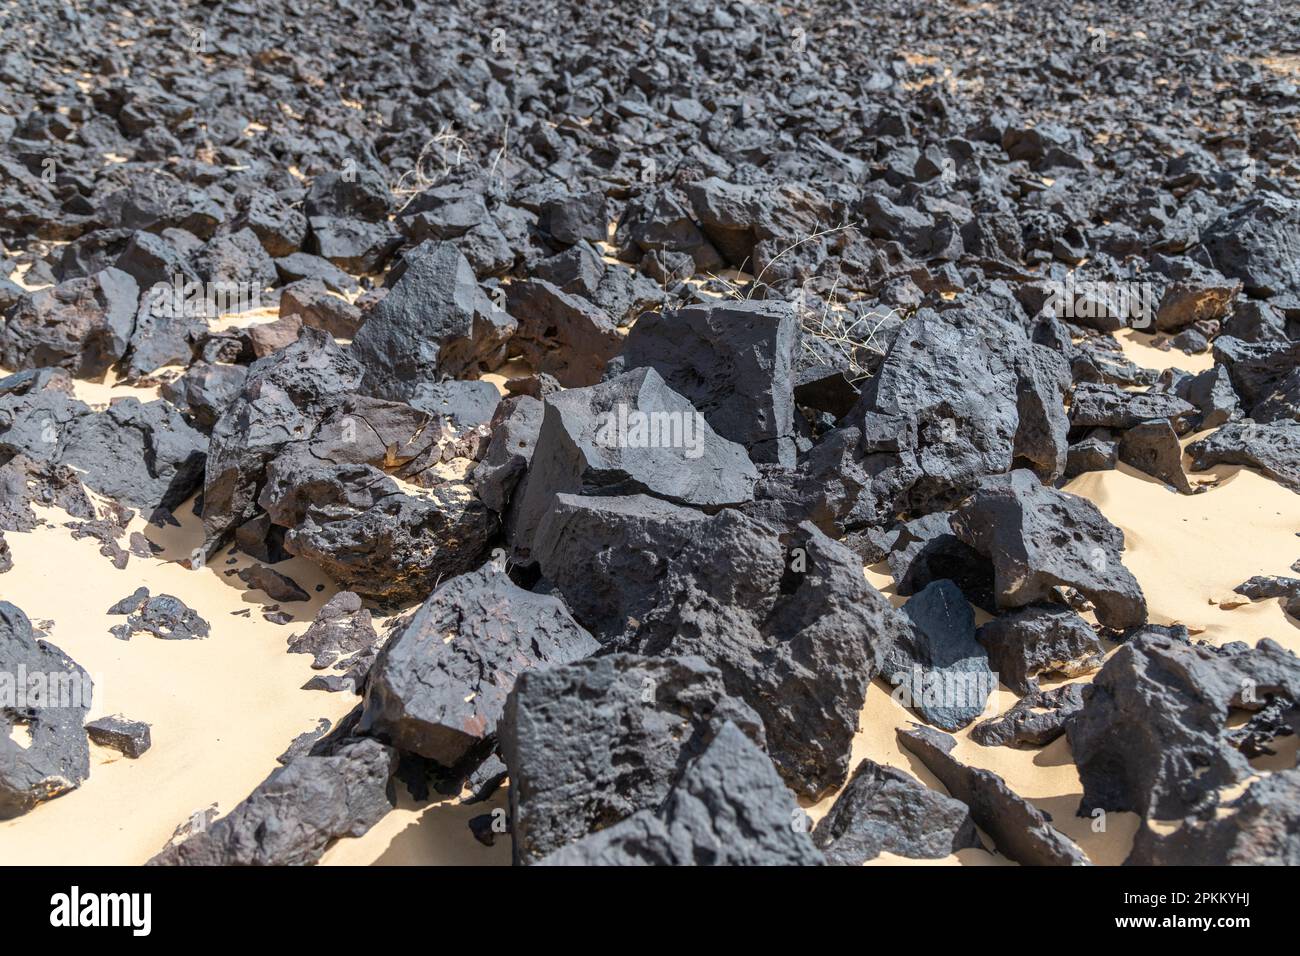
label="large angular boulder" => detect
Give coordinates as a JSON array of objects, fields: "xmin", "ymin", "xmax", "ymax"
[
  {"xmin": 509, "ymin": 367, "xmax": 758, "ymax": 558},
  {"xmin": 359, "ymin": 566, "xmax": 599, "ymax": 767},
  {"xmin": 1201, "ymin": 192, "xmax": 1300, "ymax": 298},
  {"xmin": 846, "ymin": 309, "xmax": 1069, "ymax": 518},
  {"xmin": 951, "ymin": 469, "xmax": 1147, "ymax": 629},
  {"xmin": 202, "ymin": 328, "xmax": 363, "ymax": 551},
  {"xmin": 1125, "ymin": 770, "xmax": 1300, "ymax": 865},
  {"xmin": 0, "ymin": 602, "xmax": 93, "ymax": 819},
  {"xmin": 148, "ymin": 737, "xmax": 395, "ymax": 865},
  {"xmin": 504, "ymin": 278, "xmax": 623, "ymax": 387},
  {"xmin": 1067, "ymin": 632, "xmax": 1300, "ymax": 819},
  {"xmin": 499, "ymin": 653, "xmax": 766, "ymax": 864},
  {"xmin": 976, "ymin": 605, "xmax": 1104, "ymax": 695},
  {"xmin": 812, "ymin": 758, "xmax": 980, "ymax": 864},
  {"xmin": 884, "ymin": 579, "xmax": 995, "ymax": 731},
  {"xmin": 1187, "ymin": 421, "xmax": 1300, "ymax": 493},
  {"xmin": 533, "ymin": 493, "xmax": 908, "ymax": 798},
  {"xmin": 539, "ymin": 721, "xmax": 823, "ymax": 866},
  {"xmin": 350, "ymin": 242, "xmax": 515, "ymax": 402},
  {"xmin": 0, "ymin": 267, "xmax": 138, "ymax": 377},
  {"xmin": 615, "ymin": 299, "xmax": 799, "ymax": 465}
]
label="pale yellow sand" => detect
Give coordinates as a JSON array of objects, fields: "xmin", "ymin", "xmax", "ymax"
[{"xmin": 0, "ymin": 325, "xmax": 1296, "ymax": 866}]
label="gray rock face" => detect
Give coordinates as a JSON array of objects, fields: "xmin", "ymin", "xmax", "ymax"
[
  {"xmin": 85, "ymin": 715, "xmax": 151, "ymax": 758},
  {"xmin": 148, "ymin": 737, "xmax": 395, "ymax": 865},
  {"xmin": 202, "ymin": 327, "xmax": 363, "ymax": 552},
  {"xmin": 1187, "ymin": 421, "xmax": 1300, "ymax": 493},
  {"xmin": 971, "ymin": 683, "xmax": 1086, "ymax": 747},
  {"xmin": 0, "ymin": 267, "xmax": 138, "ymax": 377},
  {"xmin": 540, "ymin": 721, "xmax": 824, "ymax": 866},
  {"xmin": 1201, "ymin": 192, "xmax": 1300, "ymax": 298},
  {"xmin": 1068, "ymin": 382, "xmax": 1196, "ymax": 430},
  {"xmin": 260, "ymin": 451, "xmax": 495, "ymax": 605},
  {"xmin": 504, "ymin": 278, "xmax": 623, "ymax": 387},
  {"xmin": 287, "ymin": 592, "xmax": 377, "ymax": 671},
  {"xmin": 1213, "ymin": 335, "xmax": 1300, "ymax": 410},
  {"xmin": 1, "ymin": 373, "xmax": 206, "ymax": 515},
  {"xmin": 192, "ymin": 227, "xmax": 277, "ymax": 291},
  {"xmin": 1125, "ymin": 769, "xmax": 1300, "ymax": 865},
  {"xmin": 533, "ymin": 493, "xmax": 907, "ymax": 799},
  {"xmin": 58, "ymin": 398, "xmax": 207, "ymax": 513},
  {"xmin": 885, "ymin": 579, "xmax": 995, "ymax": 731},
  {"xmin": 278, "ymin": 279, "xmax": 363, "ymax": 339},
  {"xmin": 350, "ymin": 242, "xmax": 515, "ymax": 401},
  {"xmin": 951, "ymin": 469, "xmax": 1148, "ymax": 629},
  {"xmin": 976, "ymin": 605, "xmax": 1104, "ymax": 695},
  {"xmin": 897, "ymin": 724, "xmax": 1089, "ymax": 866},
  {"xmin": 1065, "ymin": 429, "xmax": 1118, "ymax": 477},
  {"xmin": 1154, "ymin": 277, "xmax": 1241, "ymax": 332},
  {"xmin": 471, "ymin": 395, "xmax": 542, "ymax": 515},
  {"xmin": 617, "ymin": 299, "xmax": 799, "ymax": 465},
  {"xmin": 1068, "ymin": 633, "xmax": 1300, "ymax": 819},
  {"xmin": 1166, "ymin": 365, "xmax": 1241, "ymax": 430},
  {"xmin": 499, "ymin": 653, "xmax": 766, "ymax": 864},
  {"xmin": 123, "ymin": 282, "xmax": 205, "ymax": 378},
  {"xmin": 160, "ymin": 362, "xmax": 248, "ymax": 432},
  {"xmin": 509, "ymin": 367, "xmax": 758, "ymax": 558},
  {"xmin": 0, "ymin": 603, "xmax": 93, "ymax": 819},
  {"xmin": 846, "ymin": 308, "xmax": 1070, "ymax": 518},
  {"xmin": 109, "ymin": 592, "xmax": 210, "ymax": 641},
  {"xmin": 359, "ymin": 566, "xmax": 599, "ymax": 767},
  {"xmin": 1119, "ymin": 419, "xmax": 1196, "ymax": 494},
  {"xmin": 887, "ymin": 510, "xmax": 995, "ymax": 607},
  {"xmin": 812, "ymin": 758, "xmax": 980, "ymax": 864}
]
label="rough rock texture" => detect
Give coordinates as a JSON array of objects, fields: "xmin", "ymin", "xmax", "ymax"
[
  {"xmin": 976, "ymin": 605, "xmax": 1104, "ymax": 695},
  {"xmin": 147, "ymin": 736, "xmax": 395, "ymax": 865},
  {"xmin": 1233, "ymin": 575, "xmax": 1300, "ymax": 618},
  {"xmin": 57, "ymin": 399, "xmax": 207, "ymax": 513},
  {"xmin": 509, "ymin": 367, "xmax": 758, "ymax": 558},
  {"xmin": 812, "ymin": 758, "xmax": 980, "ymax": 864},
  {"xmin": 350, "ymin": 241, "xmax": 515, "ymax": 401},
  {"xmin": 884, "ymin": 579, "xmax": 995, "ymax": 731},
  {"xmin": 0, "ymin": 267, "xmax": 138, "ymax": 377},
  {"xmin": 504, "ymin": 278, "xmax": 623, "ymax": 387},
  {"xmin": 533, "ymin": 493, "xmax": 907, "ymax": 798},
  {"xmin": 845, "ymin": 309, "xmax": 1070, "ymax": 518},
  {"xmin": 951, "ymin": 469, "xmax": 1147, "ymax": 629},
  {"xmin": 109, "ymin": 592, "xmax": 210, "ymax": 641},
  {"xmin": 1117, "ymin": 418, "xmax": 1196, "ymax": 494},
  {"xmin": 616, "ymin": 299, "xmax": 799, "ymax": 465},
  {"xmin": 237, "ymin": 564, "xmax": 309, "ymax": 602},
  {"xmin": 1068, "ymin": 382, "xmax": 1196, "ymax": 431},
  {"xmin": 471, "ymin": 395, "xmax": 542, "ymax": 515},
  {"xmin": 359, "ymin": 566, "xmax": 599, "ymax": 767},
  {"xmin": 970, "ymin": 684, "xmax": 1087, "ymax": 747},
  {"xmin": 539, "ymin": 721, "xmax": 823, "ymax": 866},
  {"xmin": 286, "ymin": 591, "xmax": 379, "ymax": 676},
  {"xmin": 202, "ymin": 327, "xmax": 363, "ymax": 552},
  {"xmin": 0, "ymin": 602, "xmax": 93, "ymax": 819},
  {"xmin": 85, "ymin": 715, "xmax": 152, "ymax": 758},
  {"xmin": 499, "ymin": 653, "xmax": 766, "ymax": 864},
  {"xmin": 897, "ymin": 724, "xmax": 1089, "ymax": 866},
  {"xmin": 1201, "ymin": 192, "xmax": 1300, "ymax": 298},
  {"xmin": 160, "ymin": 362, "xmax": 249, "ymax": 432},
  {"xmin": 1068, "ymin": 632, "xmax": 1300, "ymax": 818},
  {"xmin": 1187, "ymin": 421, "xmax": 1300, "ymax": 493},
  {"xmin": 1125, "ymin": 769, "xmax": 1300, "ymax": 865}
]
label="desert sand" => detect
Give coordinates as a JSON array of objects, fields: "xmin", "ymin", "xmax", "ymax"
[{"xmin": 0, "ymin": 326, "xmax": 1296, "ymax": 866}]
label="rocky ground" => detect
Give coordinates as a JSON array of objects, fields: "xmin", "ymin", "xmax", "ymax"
[{"xmin": 0, "ymin": 0, "xmax": 1299, "ymax": 866}]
